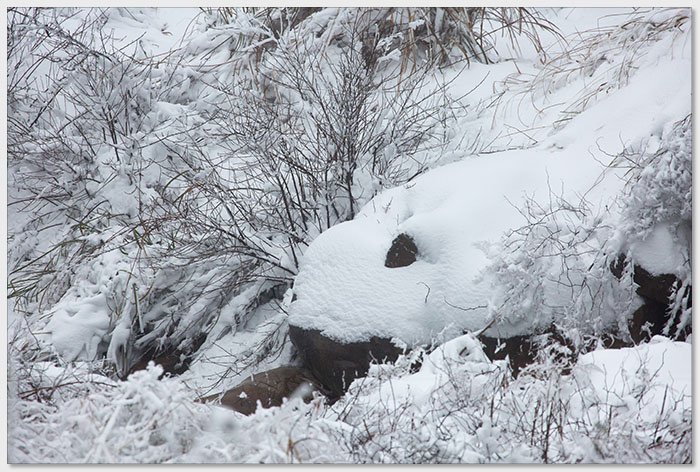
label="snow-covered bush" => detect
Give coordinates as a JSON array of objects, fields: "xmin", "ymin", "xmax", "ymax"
[
  {"xmin": 8, "ymin": 8, "xmax": 212, "ymax": 375},
  {"xmin": 612, "ymin": 114, "xmax": 692, "ymax": 337},
  {"xmin": 10, "ymin": 333, "xmax": 689, "ymax": 463},
  {"xmin": 202, "ymin": 27, "xmax": 458, "ymax": 257},
  {"xmin": 484, "ymin": 112, "xmax": 691, "ymax": 344},
  {"xmin": 8, "ymin": 363, "xmax": 211, "ymax": 463},
  {"xmin": 202, "ymin": 7, "xmax": 559, "ymax": 66},
  {"xmin": 6, "ymin": 6, "xmax": 465, "ymax": 382},
  {"xmin": 483, "ymin": 186, "xmax": 639, "ymax": 341}
]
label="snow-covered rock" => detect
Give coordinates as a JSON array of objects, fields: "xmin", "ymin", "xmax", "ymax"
[{"xmin": 287, "ymin": 137, "xmax": 629, "ymax": 345}]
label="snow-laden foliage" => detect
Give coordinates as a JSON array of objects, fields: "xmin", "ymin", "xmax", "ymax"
[
  {"xmin": 7, "ymin": 7, "xmax": 467, "ymax": 373},
  {"xmin": 8, "ymin": 364, "xmax": 210, "ymax": 463},
  {"xmin": 8, "ymin": 336, "xmax": 691, "ymax": 463},
  {"xmin": 7, "ymin": 7, "xmax": 221, "ymax": 372},
  {"xmin": 202, "ymin": 7, "xmax": 559, "ymax": 67},
  {"xmin": 616, "ymin": 114, "xmax": 692, "ymax": 250},
  {"xmin": 614, "ymin": 115, "xmax": 692, "ymax": 336},
  {"xmin": 483, "ymin": 190, "xmax": 639, "ymax": 340},
  {"xmin": 484, "ymin": 111, "xmax": 691, "ymax": 343}
]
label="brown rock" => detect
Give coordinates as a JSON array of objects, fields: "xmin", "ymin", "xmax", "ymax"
[
  {"xmin": 199, "ymin": 366, "xmax": 324, "ymax": 415},
  {"xmin": 478, "ymin": 334, "xmax": 537, "ymax": 376},
  {"xmin": 610, "ymin": 254, "xmax": 691, "ymax": 341},
  {"xmin": 611, "ymin": 254, "xmax": 684, "ymax": 304},
  {"xmin": 385, "ymin": 233, "xmax": 418, "ymax": 268},
  {"xmin": 288, "ymin": 325, "xmax": 404, "ymax": 398}
]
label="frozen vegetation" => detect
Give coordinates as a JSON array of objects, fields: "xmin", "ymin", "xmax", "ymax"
[{"xmin": 7, "ymin": 7, "xmax": 692, "ymax": 463}]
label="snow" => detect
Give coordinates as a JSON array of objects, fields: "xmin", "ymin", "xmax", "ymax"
[
  {"xmin": 45, "ymin": 294, "xmax": 112, "ymax": 361},
  {"xmin": 574, "ymin": 336, "xmax": 691, "ymax": 420},
  {"xmin": 290, "ymin": 143, "xmax": 620, "ymax": 342},
  {"xmin": 105, "ymin": 8, "xmax": 200, "ymax": 56},
  {"xmin": 359, "ymin": 334, "xmax": 498, "ymax": 408},
  {"xmin": 628, "ymin": 222, "xmax": 690, "ymax": 276}
]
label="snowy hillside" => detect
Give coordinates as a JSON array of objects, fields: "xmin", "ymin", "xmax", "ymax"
[{"xmin": 7, "ymin": 7, "xmax": 692, "ymax": 464}]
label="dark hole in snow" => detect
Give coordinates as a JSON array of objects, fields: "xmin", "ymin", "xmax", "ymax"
[{"xmin": 385, "ymin": 233, "xmax": 418, "ymax": 268}]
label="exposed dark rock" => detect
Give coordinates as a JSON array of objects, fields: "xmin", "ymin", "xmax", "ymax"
[
  {"xmin": 385, "ymin": 233, "xmax": 419, "ymax": 268},
  {"xmin": 632, "ymin": 266, "xmax": 681, "ymax": 305},
  {"xmin": 610, "ymin": 254, "xmax": 691, "ymax": 341},
  {"xmin": 126, "ymin": 332, "xmax": 207, "ymax": 380},
  {"xmin": 611, "ymin": 255, "xmax": 681, "ymax": 305},
  {"xmin": 628, "ymin": 299, "xmax": 671, "ymax": 344},
  {"xmin": 478, "ymin": 328, "xmax": 630, "ymax": 376},
  {"xmin": 477, "ymin": 334, "xmax": 537, "ymax": 376},
  {"xmin": 199, "ymin": 366, "xmax": 324, "ymax": 415},
  {"xmin": 288, "ymin": 325, "xmax": 404, "ymax": 398}
]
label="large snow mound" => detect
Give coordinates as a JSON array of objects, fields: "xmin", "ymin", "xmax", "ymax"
[{"xmin": 290, "ymin": 147, "xmax": 624, "ymax": 344}]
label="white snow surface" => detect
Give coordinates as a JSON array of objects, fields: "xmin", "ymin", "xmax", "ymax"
[
  {"xmin": 628, "ymin": 222, "xmax": 690, "ymax": 276},
  {"xmin": 573, "ymin": 336, "xmax": 691, "ymax": 420},
  {"xmin": 290, "ymin": 145, "xmax": 622, "ymax": 343}
]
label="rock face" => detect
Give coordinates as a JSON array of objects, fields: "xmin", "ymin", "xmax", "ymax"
[
  {"xmin": 199, "ymin": 365, "xmax": 323, "ymax": 415},
  {"xmin": 477, "ymin": 334, "xmax": 537, "ymax": 376},
  {"xmin": 478, "ymin": 329, "xmax": 627, "ymax": 376},
  {"xmin": 288, "ymin": 325, "xmax": 404, "ymax": 398},
  {"xmin": 125, "ymin": 332, "xmax": 207, "ymax": 380},
  {"xmin": 611, "ymin": 255, "xmax": 691, "ymax": 342},
  {"xmin": 384, "ymin": 233, "xmax": 418, "ymax": 268}
]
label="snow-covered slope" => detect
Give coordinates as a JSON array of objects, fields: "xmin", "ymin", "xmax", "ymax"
[{"xmin": 289, "ymin": 7, "xmax": 691, "ymax": 343}]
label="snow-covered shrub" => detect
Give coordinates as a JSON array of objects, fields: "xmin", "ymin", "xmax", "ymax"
[
  {"xmin": 204, "ymin": 31, "xmax": 456, "ymax": 247},
  {"xmin": 233, "ymin": 334, "xmax": 689, "ymax": 464},
  {"xmin": 8, "ymin": 332, "xmax": 691, "ymax": 463},
  {"xmin": 611, "ymin": 114, "xmax": 692, "ymax": 337},
  {"xmin": 8, "ymin": 363, "xmax": 212, "ymax": 463},
  {"xmin": 484, "ymin": 189, "xmax": 639, "ymax": 340},
  {"xmin": 484, "ymin": 113, "xmax": 691, "ymax": 344},
  {"xmin": 202, "ymin": 7, "xmax": 559, "ymax": 67},
  {"xmin": 7, "ymin": 6, "xmax": 466, "ymax": 379},
  {"xmin": 7, "ymin": 8, "xmax": 251, "ymax": 375}
]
